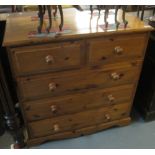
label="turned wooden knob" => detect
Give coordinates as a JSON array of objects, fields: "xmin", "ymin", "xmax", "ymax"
[
  {"xmin": 107, "ymin": 94, "xmax": 115, "ymax": 102},
  {"xmin": 114, "ymin": 46, "xmax": 123, "ymax": 55},
  {"xmin": 105, "ymin": 114, "xmax": 111, "ymax": 120},
  {"xmin": 45, "ymin": 55, "xmax": 54, "ymax": 64},
  {"xmin": 53, "ymin": 124, "xmax": 60, "ymax": 132},
  {"xmin": 110, "ymin": 72, "xmax": 120, "ymax": 80},
  {"xmin": 50, "ymin": 105, "xmax": 57, "ymax": 113},
  {"xmin": 48, "ymin": 82, "xmax": 57, "ymax": 91}
]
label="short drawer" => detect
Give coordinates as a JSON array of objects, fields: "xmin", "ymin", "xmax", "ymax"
[
  {"xmin": 24, "ymin": 85, "xmax": 134, "ymax": 121},
  {"xmin": 28, "ymin": 103, "xmax": 130, "ymax": 138},
  {"xmin": 17, "ymin": 61, "xmax": 140, "ymax": 101},
  {"xmin": 87, "ymin": 33, "xmax": 147, "ymax": 65},
  {"xmin": 9, "ymin": 41, "xmax": 84, "ymax": 75}
]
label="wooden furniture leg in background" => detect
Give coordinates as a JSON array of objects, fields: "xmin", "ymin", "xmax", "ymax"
[
  {"xmin": 0, "ymin": 83, "xmax": 6, "ymax": 136},
  {"xmin": 58, "ymin": 5, "xmax": 63, "ymax": 31},
  {"xmin": 11, "ymin": 5, "xmax": 16, "ymax": 12}
]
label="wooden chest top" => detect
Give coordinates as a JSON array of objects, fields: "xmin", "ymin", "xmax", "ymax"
[{"xmin": 1, "ymin": 8, "xmax": 153, "ymax": 47}]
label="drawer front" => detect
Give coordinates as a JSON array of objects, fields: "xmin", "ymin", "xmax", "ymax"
[
  {"xmin": 28, "ymin": 103, "xmax": 130, "ymax": 138},
  {"xmin": 10, "ymin": 41, "xmax": 84, "ymax": 75},
  {"xmin": 18, "ymin": 62, "xmax": 140, "ymax": 101},
  {"xmin": 24, "ymin": 85, "xmax": 134, "ymax": 121},
  {"xmin": 88, "ymin": 33, "xmax": 147, "ymax": 65}
]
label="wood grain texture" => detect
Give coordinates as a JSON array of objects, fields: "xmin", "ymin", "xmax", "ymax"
[
  {"xmin": 9, "ymin": 41, "xmax": 85, "ymax": 76},
  {"xmin": 88, "ymin": 33, "xmax": 147, "ymax": 66},
  {"xmin": 17, "ymin": 61, "xmax": 141, "ymax": 101},
  {"xmin": 26, "ymin": 117, "xmax": 131, "ymax": 147},
  {"xmin": 7, "ymin": 33, "xmax": 147, "ymax": 77},
  {"xmin": 28, "ymin": 103, "xmax": 130, "ymax": 138},
  {"xmin": 23, "ymin": 84, "xmax": 134, "ymax": 121},
  {"xmin": 2, "ymin": 8, "xmax": 153, "ymax": 47}
]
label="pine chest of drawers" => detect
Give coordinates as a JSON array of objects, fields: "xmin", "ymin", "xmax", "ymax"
[{"xmin": 2, "ymin": 9, "xmax": 152, "ymax": 146}]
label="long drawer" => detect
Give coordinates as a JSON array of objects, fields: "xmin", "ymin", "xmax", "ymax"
[
  {"xmin": 87, "ymin": 33, "xmax": 147, "ymax": 66},
  {"xmin": 28, "ymin": 103, "xmax": 130, "ymax": 138},
  {"xmin": 23, "ymin": 85, "xmax": 134, "ymax": 121},
  {"xmin": 9, "ymin": 41, "xmax": 84, "ymax": 76},
  {"xmin": 17, "ymin": 61, "xmax": 141, "ymax": 101}
]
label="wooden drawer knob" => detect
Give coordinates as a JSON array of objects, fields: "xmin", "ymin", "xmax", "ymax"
[
  {"xmin": 105, "ymin": 114, "xmax": 111, "ymax": 120},
  {"xmin": 110, "ymin": 72, "xmax": 120, "ymax": 80},
  {"xmin": 45, "ymin": 55, "xmax": 54, "ymax": 64},
  {"xmin": 50, "ymin": 105, "xmax": 57, "ymax": 113},
  {"xmin": 48, "ymin": 82, "xmax": 57, "ymax": 91},
  {"xmin": 53, "ymin": 124, "xmax": 60, "ymax": 132},
  {"xmin": 114, "ymin": 46, "xmax": 123, "ymax": 55},
  {"xmin": 107, "ymin": 94, "xmax": 115, "ymax": 102}
]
